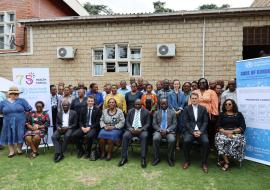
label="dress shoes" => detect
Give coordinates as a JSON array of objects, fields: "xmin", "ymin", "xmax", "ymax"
[
  {"xmin": 152, "ymin": 158, "xmax": 160, "ymax": 166},
  {"xmin": 182, "ymin": 162, "xmax": 190, "ymax": 170},
  {"xmin": 167, "ymin": 159, "xmax": 175, "ymax": 167},
  {"xmin": 202, "ymin": 164, "xmax": 208, "ymax": 173},
  {"xmin": 141, "ymin": 159, "xmax": 147, "ymax": 168},
  {"xmin": 54, "ymin": 153, "xmax": 64, "ymax": 163},
  {"xmin": 118, "ymin": 158, "xmax": 128, "ymax": 167}
]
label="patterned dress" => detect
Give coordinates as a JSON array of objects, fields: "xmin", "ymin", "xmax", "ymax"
[
  {"xmin": 215, "ymin": 112, "xmax": 246, "ymax": 161},
  {"xmin": 24, "ymin": 111, "xmax": 50, "ymax": 138},
  {"xmin": 0, "ymin": 98, "xmax": 32, "ymax": 145},
  {"xmin": 98, "ymin": 108, "xmax": 125, "ymax": 141}
]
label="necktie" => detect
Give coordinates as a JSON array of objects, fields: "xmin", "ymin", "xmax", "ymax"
[
  {"xmin": 133, "ymin": 111, "xmax": 140, "ymax": 129},
  {"xmin": 87, "ymin": 108, "xmax": 92, "ymax": 126},
  {"xmin": 161, "ymin": 110, "xmax": 167, "ymax": 130}
]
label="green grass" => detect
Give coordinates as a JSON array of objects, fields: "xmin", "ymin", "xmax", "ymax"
[{"xmin": 0, "ymin": 146, "xmax": 269, "ymax": 190}]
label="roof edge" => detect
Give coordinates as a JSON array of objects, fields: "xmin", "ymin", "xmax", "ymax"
[{"xmin": 19, "ymin": 7, "xmax": 270, "ymax": 25}]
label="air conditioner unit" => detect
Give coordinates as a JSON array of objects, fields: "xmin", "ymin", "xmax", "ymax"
[
  {"xmin": 57, "ymin": 47, "xmax": 76, "ymax": 59},
  {"xmin": 157, "ymin": 44, "xmax": 176, "ymax": 57}
]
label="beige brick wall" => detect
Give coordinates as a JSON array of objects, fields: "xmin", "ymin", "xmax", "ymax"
[{"xmin": 1, "ymin": 15, "xmax": 270, "ymax": 87}]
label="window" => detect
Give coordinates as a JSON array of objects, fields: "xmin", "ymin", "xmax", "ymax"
[
  {"xmin": 0, "ymin": 14, "xmax": 4, "ymax": 22},
  {"xmin": 106, "ymin": 46, "xmax": 115, "ymax": 59},
  {"xmin": 93, "ymin": 63, "xmax": 103, "ymax": 76},
  {"xmin": 0, "ymin": 37, "xmax": 4, "ymax": 49},
  {"xmin": 118, "ymin": 45, "xmax": 128, "ymax": 59},
  {"xmin": 0, "ymin": 25, "xmax": 4, "ymax": 33},
  {"xmin": 106, "ymin": 62, "xmax": 115, "ymax": 72},
  {"xmin": 0, "ymin": 11, "xmax": 15, "ymax": 50},
  {"xmin": 118, "ymin": 62, "xmax": 128, "ymax": 72},
  {"xmin": 9, "ymin": 13, "xmax": 15, "ymax": 22},
  {"xmin": 92, "ymin": 44, "xmax": 141, "ymax": 76},
  {"xmin": 131, "ymin": 62, "xmax": 141, "ymax": 76}
]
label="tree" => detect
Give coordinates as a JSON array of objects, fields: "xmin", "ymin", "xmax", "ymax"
[
  {"xmin": 153, "ymin": 1, "xmax": 173, "ymax": 13},
  {"xmin": 199, "ymin": 4, "xmax": 230, "ymax": 10},
  {"xmin": 83, "ymin": 2, "xmax": 113, "ymax": 15}
]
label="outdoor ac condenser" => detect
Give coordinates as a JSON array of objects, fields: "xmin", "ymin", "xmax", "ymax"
[
  {"xmin": 57, "ymin": 47, "xmax": 76, "ymax": 59},
  {"xmin": 157, "ymin": 44, "xmax": 176, "ymax": 57}
]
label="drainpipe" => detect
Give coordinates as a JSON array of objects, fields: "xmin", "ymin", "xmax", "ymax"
[{"xmin": 202, "ymin": 18, "xmax": 206, "ymax": 78}]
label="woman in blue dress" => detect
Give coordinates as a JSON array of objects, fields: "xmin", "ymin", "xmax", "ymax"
[{"xmin": 0, "ymin": 86, "xmax": 32, "ymax": 157}]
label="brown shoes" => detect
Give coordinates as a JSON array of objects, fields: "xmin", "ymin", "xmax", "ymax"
[
  {"xmin": 182, "ymin": 162, "xmax": 190, "ymax": 170},
  {"xmin": 202, "ymin": 164, "xmax": 208, "ymax": 173}
]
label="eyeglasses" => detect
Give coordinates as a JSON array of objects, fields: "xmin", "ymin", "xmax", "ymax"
[{"xmin": 225, "ymin": 103, "xmax": 232, "ymax": 106}]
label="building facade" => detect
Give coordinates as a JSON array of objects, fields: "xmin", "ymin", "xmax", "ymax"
[
  {"xmin": 0, "ymin": 0, "xmax": 88, "ymax": 53},
  {"xmin": 1, "ymin": 7, "xmax": 270, "ymax": 86}
]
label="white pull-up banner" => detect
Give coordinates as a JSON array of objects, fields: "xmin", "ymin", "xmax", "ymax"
[{"xmin": 236, "ymin": 57, "xmax": 270, "ymax": 165}]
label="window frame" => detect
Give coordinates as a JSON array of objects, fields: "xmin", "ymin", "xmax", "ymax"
[
  {"xmin": 92, "ymin": 45, "xmax": 142, "ymax": 77},
  {"xmin": 0, "ymin": 11, "xmax": 16, "ymax": 50}
]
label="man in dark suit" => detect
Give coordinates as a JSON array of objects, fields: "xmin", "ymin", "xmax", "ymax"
[
  {"xmin": 72, "ymin": 96, "xmax": 102, "ymax": 159},
  {"xmin": 118, "ymin": 99, "xmax": 150, "ymax": 168},
  {"xmin": 152, "ymin": 98, "xmax": 177, "ymax": 167},
  {"xmin": 182, "ymin": 92, "xmax": 209, "ymax": 173},
  {"xmin": 51, "ymin": 100, "xmax": 78, "ymax": 162}
]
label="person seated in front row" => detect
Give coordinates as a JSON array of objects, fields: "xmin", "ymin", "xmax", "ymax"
[
  {"xmin": 25, "ymin": 101, "xmax": 50, "ymax": 159},
  {"xmin": 118, "ymin": 99, "xmax": 150, "ymax": 168},
  {"xmin": 152, "ymin": 98, "xmax": 177, "ymax": 167},
  {"xmin": 72, "ymin": 96, "xmax": 102, "ymax": 159},
  {"xmin": 215, "ymin": 99, "xmax": 246, "ymax": 171},
  {"xmin": 98, "ymin": 98, "xmax": 125, "ymax": 161},
  {"xmin": 51, "ymin": 100, "xmax": 78, "ymax": 163},
  {"xmin": 182, "ymin": 93, "xmax": 209, "ymax": 173}
]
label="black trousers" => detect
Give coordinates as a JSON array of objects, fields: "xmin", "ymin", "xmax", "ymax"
[
  {"xmin": 72, "ymin": 128, "xmax": 98, "ymax": 153},
  {"xmin": 51, "ymin": 107, "xmax": 57, "ymax": 132},
  {"xmin": 51, "ymin": 129, "xmax": 75, "ymax": 154},
  {"xmin": 121, "ymin": 130, "xmax": 148, "ymax": 159},
  {"xmin": 183, "ymin": 133, "xmax": 209, "ymax": 164},
  {"xmin": 208, "ymin": 115, "xmax": 218, "ymax": 148}
]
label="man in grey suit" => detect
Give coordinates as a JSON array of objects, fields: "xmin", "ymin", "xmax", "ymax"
[
  {"xmin": 152, "ymin": 98, "xmax": 177, "ymax": 167},
  {"xmin": 182, "ymin": 92, "xmax": 209, "ymax": 173},
  {"xmin": 118, "ymin": 99, "xmax": 150, "ymax": 168},
  {"xmin": 51, "ymin": 100, "xmax": 78, "ymax": 163}
]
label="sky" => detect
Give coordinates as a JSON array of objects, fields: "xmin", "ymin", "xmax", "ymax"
[{"xmin": 78, "ymin": 0, "xmax": 254, "ymax": 13}]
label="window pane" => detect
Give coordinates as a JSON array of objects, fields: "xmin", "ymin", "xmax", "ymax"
[
  {"xmin": 94, "ymin": 50, "xmax": 103, "ymax": 60},
  {"xmin": 118, "ymin": 62, "xmax": 128, "ymax": 72},
  {"xmin": 118, "ymin": 45, "xmax": 128, "ymax": 59},
  {"xmin": 0, "ymin": 37, "xmax": 4, "ymax": 49},
  {"xmin": 106, "ymin": 46, "xmax": 115, "ymax": 59},
  {"xmin": 9, "ymin": 13, "xmax": 15, "ymax": 22},
  {"xmin": 94, "ymin": 63, "xmax": 103, "ymax": 76},
  {"xmin": 132, "ymin": 63, "xmax": 140, "ymax": 76},
  {"xmin": 130, "ymin": 49, "xmax": 141, "ymax": 59},
  {"xmin": 0, "ymin": 15, "xmax": 4, "ymax": 22},
  {"xmin": 0, "ymin": 25, "xmax": 4, "ymax": 34},
  {"xmin": 106, "ymin": 62, "xmax": 115, "ymax": 72}
]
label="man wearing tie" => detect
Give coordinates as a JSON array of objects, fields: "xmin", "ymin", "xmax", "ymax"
[
  {"xmin": 118, "ymin": 99, "xmax": 150, "ymax": 168},
  {"xmin": 72, "ymin": 96, "xmax": 102, "ymax": 159},
  {"xmin": 51, "ymin": 100, "xmax": 78, "ymax": 163},
  {"xmin": 152, "ymin": 98, "xmax": 177, "ymax": 167},
  {"xmin": 182, "ymin": 93, "xmax": 209, "ymax": 173}
]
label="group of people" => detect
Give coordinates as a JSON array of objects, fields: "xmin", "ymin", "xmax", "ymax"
[{"xmin": 0, "ymin": 77, "xmax": 246, "ymax": 173}]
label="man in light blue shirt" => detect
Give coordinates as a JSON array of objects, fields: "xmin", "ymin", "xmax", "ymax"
[{"xmin": 117, "ymin": 80, "xmax": 131, "ymax": 96}]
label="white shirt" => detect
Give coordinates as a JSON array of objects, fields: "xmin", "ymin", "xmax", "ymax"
[
  {"xmin": 192, "ymin": 104, "xmax": 199, "ymax": 131},
  {"xmin": 62, "ymin": 111, "xmax": 70, "ymax": 128},
  {"xmin": 132, "ymin": 109, "xmax": 142, "ymax": 129}
]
